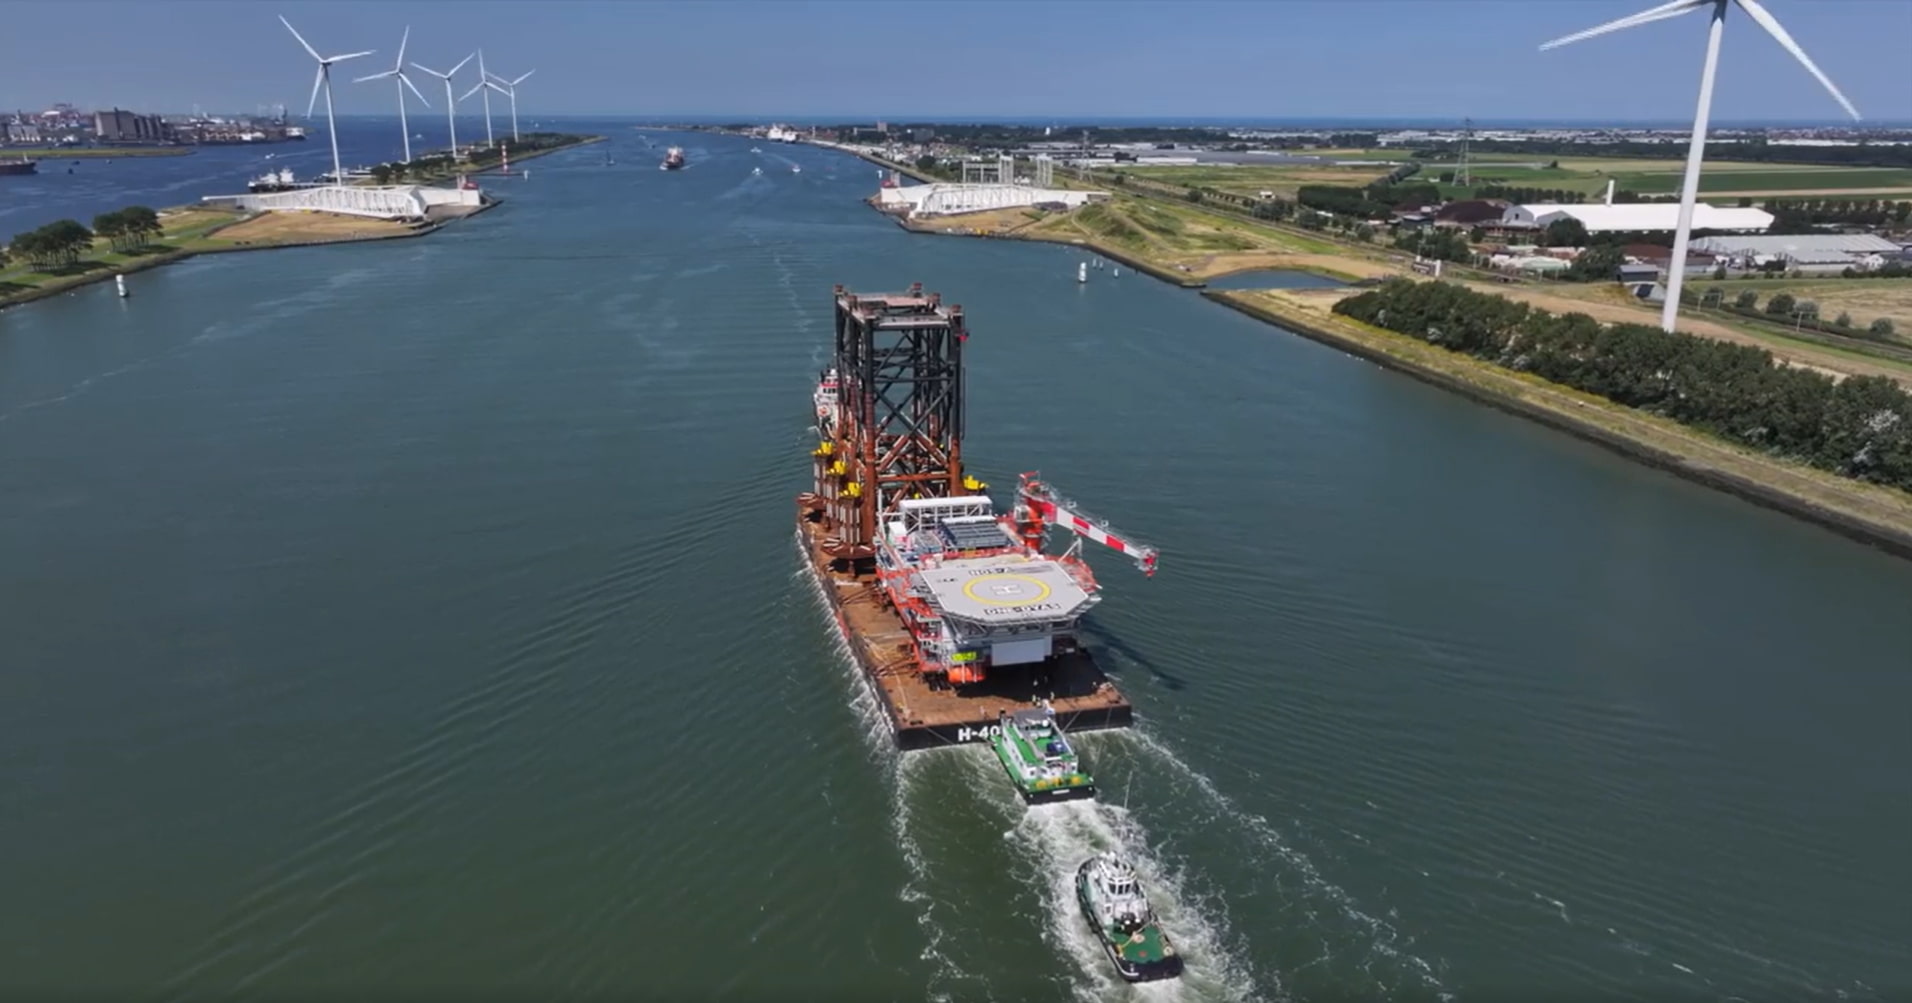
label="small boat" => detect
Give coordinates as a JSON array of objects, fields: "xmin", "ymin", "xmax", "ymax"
[
  {"xmin": 791, "ymin": 164, "xmax": 801, "ymax": 174},
  {"xmin": 661, "ymin": 146, "xmax": 686, "ymax": 171},
  {"xmin": 1075, "ymin": 853, "xmax": 1183, "ymax": 983},
  {"xmin": 989, "ymin": 706, "xmax": 1094, "ymax": 804},
  {"xmin": 750, "ymin": 146, "xmax": 762, "ymax": 154},
  {"xmin": 752, "ymin": 165, "xmax": 762, "ymax": 176}
]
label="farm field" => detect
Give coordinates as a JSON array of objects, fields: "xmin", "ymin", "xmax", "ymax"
[
  {"xmin": 1125, "ymin": 151, "xmax": 1912, "ymax": 200},
  {"xmin": 1688, "ymin": 276, "xmax": 1912, "ymax": 335}
]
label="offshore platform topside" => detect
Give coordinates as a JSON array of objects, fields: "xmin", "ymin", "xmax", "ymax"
[{"xmin": 797, "ymin": 283, "xmax": 1158, "ymax": 750}]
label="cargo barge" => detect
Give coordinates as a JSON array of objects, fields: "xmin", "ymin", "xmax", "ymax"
[{"xmin": 798, "ymin": 284, "xmax": 1158, "ymax": 751}]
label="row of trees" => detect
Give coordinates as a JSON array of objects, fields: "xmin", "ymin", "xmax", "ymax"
[
  {"xmin": 1409, "ymin": 137, "xmax": 1912, "ymax": 169},
  {"xmin": 7, "ymin": 219, "xmax": 96, "ymax": 269},
  {"xmin": 92, "ymin": 206, "xmax": 162, "ymax": 251},
  {"xmin": 1333, "ymin": 278, "xmax": 1912, "ymax": 492},
  {"xmin": 1682, "ymin": 286, "xmax": 1897, "ymax": 340},
  {"xmin": 1762, "ymin": 197, "xmax": 1912, "ymax": 229},
  {"xmin": 5, "ymin": 205, "xmax": 167, "ymax": 272}
]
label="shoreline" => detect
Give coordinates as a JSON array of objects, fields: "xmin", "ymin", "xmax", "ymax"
[
  {"xmin": 0, "ymin": 134, "xmax": 606, "ymax": 314},
  {"xmin": 874, "ymin": 189, "xmax": 1912, "ymax": 561},
  {"xmin": 1208, "ymin": 290, "xmax": 1912, "ymax": 560},
  {"xmin": 0, "ymin": 200, "xmax": 499, "ymax": 314}
]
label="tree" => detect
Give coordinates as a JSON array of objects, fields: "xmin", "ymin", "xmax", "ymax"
[
  {"xmin": 1735, "ymin": 290, "xmax": 1759, "ymax": 310},
  {"xmin": 1836, "ymin": 312, "xmax": 1853, "ymax": 329},
  {"xmin": 1712, "ymin": 263, "xmax": 1727, "ymax": 280},
  {"xmin": 1544, "ymin": 216, "xmax": 1589, "ymax": 248},
  {"xmin": 118, "ymin": 206, "xmax": 161, "ymax": 249},
  {"xmin": 370, "ymin": 164, "xmax": 393, "ymax": 185},
  {"xmin": 0, "ymin": 243, "xmax": 8, "ymax": 270},
  {"xmin": 1870, "ymin": 318, "xmax": 1896, "ymax": 337},
  {"xmin": 1765, "ymin": 292, "xmax": 1796, "ymax": 316},
  {"xmin": 92, "ymin": 210, "xmax": 128, "ymax": 251}
]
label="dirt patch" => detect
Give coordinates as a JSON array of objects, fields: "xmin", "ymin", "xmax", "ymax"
[{"xmin": 211, "ymin": 211, "xmax": 418, "ymax": 245}]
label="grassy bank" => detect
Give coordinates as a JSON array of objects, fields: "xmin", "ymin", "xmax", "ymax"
[
  {"xmin": 1206, "ymin": 287, "xmax": 1912, "ymax": 559},
  {"xmin": 875, "ymin": 167, "xmax": 1912, "ymax": 559},
  {"xmin": 0, "ymin": 201, "xmax": 493, "ymax": 312}
]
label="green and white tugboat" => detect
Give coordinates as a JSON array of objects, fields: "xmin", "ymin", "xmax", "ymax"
[
  {"xmin": 1075, "ymin": 852, "xmax": 1184, "ymax": 983},
  {"xmin": 990, "ymin": 705, "xmax": 1095, "ymax": 804}
]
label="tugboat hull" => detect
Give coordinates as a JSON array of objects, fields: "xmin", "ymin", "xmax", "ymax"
[{"xmin": 1075, "ymin": 859, "xmax": 1184, "ymax": 983}]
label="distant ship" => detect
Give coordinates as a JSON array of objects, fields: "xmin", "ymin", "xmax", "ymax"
[
  {"xmin": 0, "ymin": 156, "xmax": 37, "ymax": 176},
  {"xmin": 660, "ymin": 146, "xmax": 685, "ymax": 171},
  {"xmin": 248, "ymin": 167, "xmax": 299, "ymax": 192}
]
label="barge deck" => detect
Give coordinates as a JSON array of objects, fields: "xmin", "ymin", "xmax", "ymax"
[{"xmin": 800, "ymin": 507, "xmax": 1133, "ymax": 750}]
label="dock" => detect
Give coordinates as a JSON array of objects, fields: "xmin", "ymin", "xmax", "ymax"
[{"xmin": 799, "ymin": 508, "xmax": 1133, "ymax": 749}]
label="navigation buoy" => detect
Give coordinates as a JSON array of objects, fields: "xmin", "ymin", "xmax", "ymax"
[
  {"xmin": 115, "ymin": 274, "xmax": 128, "ymax": 298},
  {"xmin": 1077, "ymin": 262, "xmax": 1087, "ymax": 284}
]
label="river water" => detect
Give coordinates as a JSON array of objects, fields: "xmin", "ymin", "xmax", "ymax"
[{"xmin": 2, "ymin": 123, "xmax": 1908, "ymax": 1002}]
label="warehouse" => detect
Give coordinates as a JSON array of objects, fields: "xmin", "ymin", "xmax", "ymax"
[
  {"xmin": 1689, "ymin": 233, "xmax": 1903, "ymax": 274},
  {"xmin": 1500, "ymin": 202, "xmax": 1774, "ymax": 234}
]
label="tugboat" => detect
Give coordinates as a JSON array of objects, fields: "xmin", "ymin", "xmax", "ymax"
[
  {"xmin": 1075, "ymin": 853, "xmax": 1183, "ymax": 983},
  {"xmin": 991, "ymin": 705, "xmax": 1095, "ymax": 804},
  {"xmin": 660, "ymin": 146, "xmax": 685, "ymax": 171}
]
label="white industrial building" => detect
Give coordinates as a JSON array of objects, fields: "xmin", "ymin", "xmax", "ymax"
[
  {"xmin": 1690, "ymin": 233, "xmax": 1904, "ymax": 274},
  {"xmin": 876, "ymin": 182, "xmax": 1108, "ymax": 218},
  {"xmin": 200, "ymin": 182, "xmax": 485, "ymax": 221},
  {"xmin": 1501, "ymin": 202, "xmax": 1774, "ymax": 234}
]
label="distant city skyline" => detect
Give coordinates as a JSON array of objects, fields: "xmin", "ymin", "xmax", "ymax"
[{"xmin": 2, "ymin": 0, "xmax": 1908, "ymax": 122}]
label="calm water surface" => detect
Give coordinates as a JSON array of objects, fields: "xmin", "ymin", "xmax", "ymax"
[{"xmin": 2, "ymin": 126, "xmax": 1909, "ymax": 1002}]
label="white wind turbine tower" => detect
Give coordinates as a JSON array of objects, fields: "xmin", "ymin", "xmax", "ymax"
[
  {"xmin": 280, "ymin": 15, "xmax": 373, "ymax": 186},
  {"xmin": 1539, "ymin": 0, "xmax": 1861, "ymax": 334},
  {"xmin": 354, "ymin": 26, "xmax": 431, "ymax": 163},
  {"xmin": 460, "ymin": 49, "xmax": 503, "ymax": 148},
  {"xmin": 488, "ymin": 68, "xmax": 534, "ymax": 142},
  {"xmin": 412, "ymin": 53, "xmax": 474, "ymax": 158}
]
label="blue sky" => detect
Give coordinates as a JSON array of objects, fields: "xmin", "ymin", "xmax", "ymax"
[{"xmin": 3, "ymin": 0, "xmax": 1907, "ymax": 122}]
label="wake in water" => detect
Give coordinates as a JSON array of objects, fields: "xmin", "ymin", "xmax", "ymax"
[
  {"xmin": 796, "ymin": 540, "xmax": 1452, "ymax": 1003},
  {"xmin": 795, "ymin": 550, "xmax": 1266, "ymax": 1003}
]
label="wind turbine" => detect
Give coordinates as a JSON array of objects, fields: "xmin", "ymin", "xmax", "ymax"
[
  {"xmin": 1539, "ymin": 0, "xmax": 1860, "ymax": 334},
  {"xmin": 488, "ymin": 68, "xmax": 534, "ymax": 142},
  {"xmin": 279, "ymin": 15, "xmax": 373, "ymax": 186},
  {"xmin": 460, "ymin": 49, "xmax": 502, "ymax": 148},
  {"xmin": 412, "ymin": 53, "xmax": 474, "ymax": 158},
  {"xmin": 354, "ymin": 26, "xmax": 431, "ymax": 163}
]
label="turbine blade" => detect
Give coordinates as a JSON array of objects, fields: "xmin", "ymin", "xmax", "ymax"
[
  {"xmin": 485, "ymin": 80, "xmax": 510, "ymax": 95},
  {"xmin": 449, "ymin": 52, "xmax": 475, "ymax": 76},
  {"xmin": 307, "ymin": 65, "xmax": 325, "ymax": 118},
  {"xmin": 402, "ymin": 72, "xmax": 431, "ymax": 107},
  {"xmin": 411, "ymin": 61, "xmax": 444, "ymax": 78},
  {"xmin": 280, "ymin": 15, "xmax": 322, "ymax": 61},
  {"xmin": 396, "ymin": 25, "xmax": 410, "ymax": 67},
  {"xmin": 1539, "ymin": 0, "xmax": 1709, "ymax": 50},
  {"xmin": 460, "ymin": 80, "xmax": 486, "ymax": 102},
  {"xmin": 353, "ymin": 69, "xmax": 398, "ymax": 83},
  {"xmin": 1733, "ymin": 0, "xmax": 1862, "ymax": 120},
  {"xmin": 327, "ymin": 50, "xmax": 375, "ymax": 63},
  {"xmin": 512, "ymin": 70, "xmax": 535, "ymax": 85}
]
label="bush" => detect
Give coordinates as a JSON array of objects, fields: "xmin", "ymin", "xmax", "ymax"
[
  {"xmin": 1871, "ymin": 318, "xmax": 1897, "ymax": 337},
  {"xmin": 1332, "ymin": 278, "xmax": 1912, "ymax": 492}
]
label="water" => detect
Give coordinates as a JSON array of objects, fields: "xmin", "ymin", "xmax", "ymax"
[
  {"xmin": 2, "ymin": 124, "xmax": 1909, "ymax": 1002},
  {"xmin": 0, "ymin": 114, "xmax": 576, "ymax": 236}
]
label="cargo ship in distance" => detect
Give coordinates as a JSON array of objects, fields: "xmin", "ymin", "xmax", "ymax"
[
  {"xmin": 799, "ymin": 284, "xmax": 1159, "ymax": 750},
  {"xmin": 660, "ymin": 146, "xmax": 685, "ymax": 170},
  {"xmin": 0, "ymin": 156, "xmax": 38, "ymax": 176}
]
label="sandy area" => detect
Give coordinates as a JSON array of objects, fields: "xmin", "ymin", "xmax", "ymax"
[
  {"xmin": 212, "ymin": 212, "xmax": 418, "ymax": 245},
  {"xmin": 1156, "ymin": 250, "xmax": 1404, "ymax": 281}
]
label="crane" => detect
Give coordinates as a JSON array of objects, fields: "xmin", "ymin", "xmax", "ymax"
[{"xmin": 1012, "ymin": 471, "xmax": 1159, "ymax": 577}]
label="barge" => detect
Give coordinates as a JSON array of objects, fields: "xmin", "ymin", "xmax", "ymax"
[{"xmin": 798, "ymin": 284, "xmax": 1158, "ymax": 751}]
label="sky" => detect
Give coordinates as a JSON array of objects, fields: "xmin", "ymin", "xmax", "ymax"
[{"xmin": 2, "ymin": 0, "xmax": 1908, "ymax": 124}]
